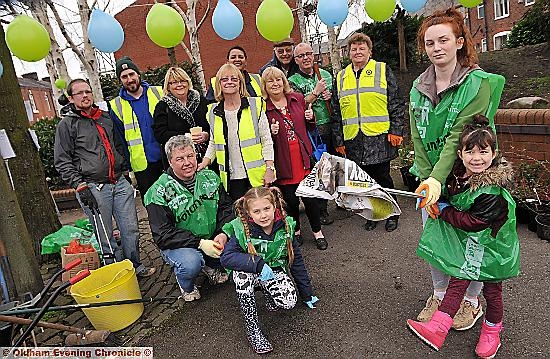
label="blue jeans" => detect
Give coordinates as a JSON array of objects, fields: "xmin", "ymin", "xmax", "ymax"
[
  {"xmin": 161, "ymin": 247, "xmax": 222, "ymax": 292},
  {"xmin": 77, "ymin": 177, "xmax": 144, "ymax": 273}
]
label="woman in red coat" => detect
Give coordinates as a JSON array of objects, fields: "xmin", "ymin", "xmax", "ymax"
[{"xmin": 262, "ymin": 67, "xmax": 328, "ymax": 250}]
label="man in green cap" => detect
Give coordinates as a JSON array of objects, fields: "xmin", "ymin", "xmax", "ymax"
[{"xmin": 109, "ymin": 56, "xmax": 164, "ymax": 196}]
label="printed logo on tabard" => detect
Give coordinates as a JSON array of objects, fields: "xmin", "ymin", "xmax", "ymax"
[{"xmin": 366, "ymin": 69, "xmax": 373, "ymax": 76}]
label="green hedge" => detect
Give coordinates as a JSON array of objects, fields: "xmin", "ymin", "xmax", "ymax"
[{"xmin": 31, "ymin": 117, "xmax": 65, "ymax": 189}]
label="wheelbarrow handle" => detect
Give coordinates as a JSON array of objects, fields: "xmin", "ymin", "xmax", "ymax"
[
  {"xmin": 69, "ymin": 269, "xmax": 90, "ymax": 285},
  {"xmin": 64, "ymin": 258, "xmax": 82, "ymax": 271}
]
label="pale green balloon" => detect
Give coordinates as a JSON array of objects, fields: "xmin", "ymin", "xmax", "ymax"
[
  {"xmin": 459, "ymin": 0, "xmax": 482, "ymax": 8},
  {"xmin": 364, "ymin": 0, "xmax": 396, "ymax": 22},
  {"xmin": 256, "ymin": 0, "xmax": 294, "ymax": 42},
  {"xmin": 6, "ymin": 15, "xmax": 51, "ymax": 62},
  {"xmin": 55, "ymin": 79, "xmax": 67, "ymax": 89},
  {"xmin": 146, "ymin": 3, "xmax": 186, "ymax": 48}
]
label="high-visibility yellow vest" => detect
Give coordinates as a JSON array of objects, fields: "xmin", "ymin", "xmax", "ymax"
[
  {"xmin": 110, "ymin": 86, "xmax": 163, "ymax": 171},
  {"xmin": 336, "ymin": 60, "xmax": 390, "ymax": 140},
  {"xmin": 210, "ymin": 73, "xmax": 262, "ymax": 97},
  {"xmin": 207, "ymin": 97, "xmax": 265, "ymax": 190}
]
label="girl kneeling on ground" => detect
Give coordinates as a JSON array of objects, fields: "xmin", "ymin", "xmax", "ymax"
[
  {"xmin": 407, "ymin": 115, "xmax": 520, "ymax": 358},
  {"xmin": 220, "ymin": 186, "xmax": 319, "ymax": 354}
]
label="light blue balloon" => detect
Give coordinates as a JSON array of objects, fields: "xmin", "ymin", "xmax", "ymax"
[
  {"xmin": 88, "ymin": 9, "xmax": 124, "ymax": 53},
  {"xmin": 0, "ymin": 62, "xmax": 3, "ymax": 78},
  {"xmin": 317, "ymin": 0, "xmax": 348, "ymax": 27},
  {"xmin": 401, "ymin": 0, "xmax": 427, "ymax": 12},
  {"xmin": 212, "ymin": 0, "xmax": 243, "ymax": 40}
]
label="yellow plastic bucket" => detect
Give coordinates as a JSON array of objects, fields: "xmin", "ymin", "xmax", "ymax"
[{"xmin": 70, "ymin": 259, "xmax": 144, "ymax": 331}]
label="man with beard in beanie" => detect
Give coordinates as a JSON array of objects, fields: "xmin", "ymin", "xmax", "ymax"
[{"xmin": 109, "ymin": 56, "xmax": 164, "ymax": 196}]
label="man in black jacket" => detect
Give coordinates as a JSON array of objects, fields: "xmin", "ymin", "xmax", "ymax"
[
  {"xmin": 54, "ymin": 79, "xmax": 155, "ymax": 277},
  {"xmin": 259, "ymin": 38, "xmax": 299, "ymax": 77},
  {"xmin": 144, "ymin": 135, "xmax": 235, "ymax": 301}
]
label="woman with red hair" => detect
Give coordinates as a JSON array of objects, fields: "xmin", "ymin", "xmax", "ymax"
[{"xmin": 408, "ymin": 7, "xmax": 505, "ymax": 334}]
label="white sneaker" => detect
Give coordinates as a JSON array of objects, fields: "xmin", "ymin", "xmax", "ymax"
[{"xmin": 179, "ymin": 285, "xmax": 201, "ymax": 302}]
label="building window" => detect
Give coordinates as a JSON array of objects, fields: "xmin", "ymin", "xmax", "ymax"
[
  {"xmin": 493, "ymin": 31, "xmax": 510, "ymax": 50},
  {"xmin": 525, "ymin": 0, "xmax": 535, "ymax": 5},
  {"xmin": 494, "ymin": 0, "xmax": 510, "ymax": 19},
  {"xmin": 477, "ymin": 4, "xmax": 485, "ymax": 19},
  {"xmin": 44, "ymin": 93, "xmax": 51, "ymax": 112},
  {"xmin": 28, "ymin": 90, "xmax": 39, "ymax": 113},
  {"xmin": 481, "ymin": 38, "xmax": 487, "ymax": 52}
]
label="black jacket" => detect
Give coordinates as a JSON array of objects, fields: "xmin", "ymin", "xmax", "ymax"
[
  {"xmin": 220, "ymin": 217, "xmax": 315, "ymax": 301},
  {"xmin": 145, "ymin": 168, "xmax": 235, "ymax": 250},
  {"xmin": 54, "ymin": 104, "xmax": 127, "ymax": 189},
  {"xmin": 331, "ymin": 63, "xmax": 405, "ymax": 166}
]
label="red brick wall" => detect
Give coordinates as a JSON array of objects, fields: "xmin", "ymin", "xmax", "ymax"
[
  {"xmin": 114, "ymin": 0, "xmax": 300, "ymax": 87},
  {"xmin": 20, "ymin": 87, "xmax": 57, "ymax": 124},
  {"xmin": 495, "ymin": 109, "xmax": 550, "ymax": 162},
  {"xmin": 467, "ymin": 0, "xmax": 532, "ymax": 52}
]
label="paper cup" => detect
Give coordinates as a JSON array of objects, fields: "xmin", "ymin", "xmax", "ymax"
[{"xmin": 190, "ymin": 126, "xmax": 202, "ymax": 135}]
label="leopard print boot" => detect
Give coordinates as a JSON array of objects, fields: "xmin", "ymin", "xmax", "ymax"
[{"xmin": 236, "ymin": 292, "xmax": 273, "ymax": 354}]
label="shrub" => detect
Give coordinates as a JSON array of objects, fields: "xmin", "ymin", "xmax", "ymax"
[
  {"xmin": 507, "ymin": 0, "xmax": 550, "ymax": 48},
  {"xmin": 31, "ymin": 117, "xmax": 65, "ymax": 189}
]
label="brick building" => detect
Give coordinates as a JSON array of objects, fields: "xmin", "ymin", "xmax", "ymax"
[
  {"xmin": 114, "ymin": 0, "xmax": 300, "ymax": 89},
  {"xmin": 416, "ymin": 0, "xmax": 534, "ymax": 52},
  {"xmin": 18, "ymin": 73, "xmax": 56, "ymax": 124}
]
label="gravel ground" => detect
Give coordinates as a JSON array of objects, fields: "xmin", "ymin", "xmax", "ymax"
[{"xmin": 141, "ymin": 197, "xmax": 550, "ymax": 358}]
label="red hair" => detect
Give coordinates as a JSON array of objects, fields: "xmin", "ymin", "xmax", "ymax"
[{"xmin": 417, "ymin": 8, "xmax": 478, "ymax": 68}]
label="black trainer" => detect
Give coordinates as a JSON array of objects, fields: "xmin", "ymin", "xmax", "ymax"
[
  {"xmin": 363, "ymin": 220, "xmax": 377, "ymax": 231},
  {"xmin": 313, "ymin": 237, "xmax": 328, "ymax": 250},
  {"xmin": 385, "ymin": 218, "xmax": 399, "ymax": 232}
]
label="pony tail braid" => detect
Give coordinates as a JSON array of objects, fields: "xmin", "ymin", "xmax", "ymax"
[
  {"xmin": 270, "ymin": 186, "xmax": 287, "ymax": 217},
  {"xmin": 286, "ymin": 238, "xmax": 294, "ymax": 267},
  {"xmin": 235, "ymin": 198, "xmax": 257, "ymax": 256}
]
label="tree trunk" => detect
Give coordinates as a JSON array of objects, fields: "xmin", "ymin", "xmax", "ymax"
[
  {"xmin": 29, "ymin": 3, "xmax": 70, "ymax": 114},
  {"xmin": 0, "ymin": 25, "xmax": 61, "ymax": 263},
  {"xmin": 77, "ymin": 0, "xmax": 104, "ymax": 101},
  {"xmin": 327, "ymin": 26, "xmax": 342, "ymax": 76},
  {"xmin": 296, "ymin": 0, "xmax": 308, "ymax": 43},
  {"xmin": 168, "ymin": 47, "xmax": 177, "ymax": 67},
  {"xmin": 397, "ymin": 9, "xmax": 408, "ymax": 72}
]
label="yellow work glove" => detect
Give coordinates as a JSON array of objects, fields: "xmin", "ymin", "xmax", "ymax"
[
  {"xmin": 199, "ymin": 239, "xmax": 222, "ymax": 258},
  {"xmin": 415, "ymin": 177, "xmax": 441, "ymax": 208},
  {"xmin": 387, "ymin": 134, "xmax": 403, "ymax": 147}
]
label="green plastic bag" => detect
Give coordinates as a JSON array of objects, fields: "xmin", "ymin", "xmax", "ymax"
[
  {"xmin": 74, "ymin": 218, "xmax": 94, "ymax": 232},
  {"xmin": 416, "ymin": 186, "xmax": 520, "ymax": 281},
  {"xmin": 41, "ymin": 225, "xmax": 100, "ymax": 255}
]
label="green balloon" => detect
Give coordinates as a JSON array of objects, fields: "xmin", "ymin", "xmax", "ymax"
[
  {"xmin": 6, "ymin": 15, "xmax": 51, "ymax": 62},
  {"xmin": 256, "ymin": 0, "xmax": 294, "ymax": 42},
  {"xmin": 55, "ymin": 79, "xmax": 67, "ymax": 89},
  {"xmin": 146, "ymin": 3, "xmax": 186, "ymax": 48},
  {"xmin": 364, "ymin": 0, "xmax": 396, "ymax": 22},
  {"xmin": 459, "ymin": 0, "xmax": 482, "ymax": 7}
]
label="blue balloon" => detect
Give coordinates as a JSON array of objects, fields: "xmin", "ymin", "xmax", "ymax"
[
  {"xmin": 88, "ymin": 9, "xmax": 124, "ymax": 53},
  {"xmin": 212, "ymin": 0, "xmax": 243, "ymax": 40},
  {"xmin": 401, "ymin": 0, "xmax": 427, "ymax": 12},
  {"xmin": 317, "ymin": 0, "xmax": 348, "ymax": 27},
  {"xmin": 0, "ymin": 62, "xmax": 3, "ymax": 78}
]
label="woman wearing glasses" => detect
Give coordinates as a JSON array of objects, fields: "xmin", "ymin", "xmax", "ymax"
[
  {"xmin": 262, "ymin": 67, "xmax": 328, "ymax": 250},
  {"xmin": 199, "ymin": 63, "xmax": 275, "ymax": 200},
  {"xmin": 152, "ymin": 67, "xmax": 209, "ymax": 168}
]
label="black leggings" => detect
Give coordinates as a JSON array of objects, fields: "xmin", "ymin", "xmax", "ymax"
[
  {"xmin": 228, "ymin": 178, "xmax": 251, "ymax": 201},
  {"xmin": 278, "ymin": 183, "xmax": 322, "ymax": 233}
]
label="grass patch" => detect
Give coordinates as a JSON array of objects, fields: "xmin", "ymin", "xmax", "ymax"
[{"xmin": 524, "ymin": 76, "xmax": 550, "ymax": 96}]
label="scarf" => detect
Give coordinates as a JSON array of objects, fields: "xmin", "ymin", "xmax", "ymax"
[{"xmin": 162, "ymin": 89, "xmax": 201, "ymax": 127}]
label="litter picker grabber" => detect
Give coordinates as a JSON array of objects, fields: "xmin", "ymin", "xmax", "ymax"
[
  {"xmin": 0, "ymin": 296, "xmax": 180, "ymax": 316},
  {"xmin": 91, "ymin": 207, "xmax": 116, "ymax": 265}
]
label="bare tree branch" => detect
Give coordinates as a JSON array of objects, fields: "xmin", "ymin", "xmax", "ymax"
[{"xmin": 196, "ymin": 0, "xmax": 210, "ymax": 30}]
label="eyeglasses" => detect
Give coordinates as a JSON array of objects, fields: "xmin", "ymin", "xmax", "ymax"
[
  {"xmin": 294, "ymin": 51, "xmax": 314, "ymax": 60},
  {"xmin": 168, "ymin": 80, "xmax": 188, "ymax": 86},
  {"xmin": 72, "ymin": 90, "xmax": 93, "ymax": 97},
  {"xmin": 220, "ymin": 76, "xmax": 239, "ymax": 83},
  {"xmin": 276, "ymin": 47, "xmax": 293, "ymax": 55}
]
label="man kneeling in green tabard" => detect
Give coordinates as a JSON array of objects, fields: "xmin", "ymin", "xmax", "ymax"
[{"xmin": 144, "ymin": 134, "xmax": 235, "ymax": 301}]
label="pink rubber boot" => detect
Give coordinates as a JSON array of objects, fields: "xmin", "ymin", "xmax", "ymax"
[
  {"xmin": 475, "ymin": 321, "xmax": 503, "ymax": 358},
  {"xmin": 407, "ymin": 310, "xmax": 453, "ymax": 351}
]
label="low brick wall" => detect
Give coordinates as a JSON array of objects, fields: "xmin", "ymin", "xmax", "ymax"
[{"xmin": 495, "ymin": 109, "xmax": 550, "ymax": 162}]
